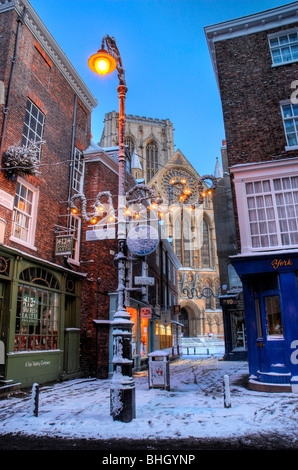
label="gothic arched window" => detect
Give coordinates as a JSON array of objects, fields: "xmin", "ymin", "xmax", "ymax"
[
  {"xmin": 146, "ymin": 139, "xmax": 158, "ymax": 182},
  {"xmin": 201, "ymin": 218, "xmax": 211, "ymax": 268}
]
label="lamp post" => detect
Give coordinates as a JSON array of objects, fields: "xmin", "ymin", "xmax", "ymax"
[{"xmin": 88, "ymin": 35, "xmax": 135, "ymax": 422}]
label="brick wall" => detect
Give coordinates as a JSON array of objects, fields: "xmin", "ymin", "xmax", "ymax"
[
  {"xmin": 0, "ymin": 9, "xmax": 91, "ymax": 265},
  {"xmin": 215, "ymin": 24, "xmax": 298, "ymax": 247},
  {"xmin": 79, "ymin": 158, "xmax": 119, "ymax": 378}
]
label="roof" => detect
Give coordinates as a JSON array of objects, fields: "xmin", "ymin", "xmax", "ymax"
[
  {"xmin": 0, "ymin": 0, "xmax": 98, "ymax": 112},
  {"xmin": 205, "ymin": 1, "xmax": 298, "ymax": 85}
]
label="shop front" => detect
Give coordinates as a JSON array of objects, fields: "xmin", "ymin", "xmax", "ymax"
[
  {"xmin": 219, "ymin": 292, "xmax": 247, "ymax": 361},
  {"xmin": 231, "ymin": 250, "xmax": 298, "ymax": 392},
  {"xmin": 0, "ymin": 246, "xmax": 82, "ymax": 389},
  {"xmin": 108, "ymin": 296, "xmax": 182, "ymax": 375}
]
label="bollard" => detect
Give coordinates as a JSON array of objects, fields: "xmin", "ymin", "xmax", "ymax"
[
  {"xmin": 223, "ymin": 374, "xmax": 231, "ymax": 408},
  {"xmin": 31, "ymin": 383, "xmax": 39, "ymax": 417}
]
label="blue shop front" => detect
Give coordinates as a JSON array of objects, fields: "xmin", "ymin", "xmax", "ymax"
[{"xmin": 231, "ymin": 250, "xmax": 298, "ymax": 392}]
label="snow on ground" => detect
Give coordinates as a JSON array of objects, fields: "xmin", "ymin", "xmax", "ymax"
[{"xmin": 0, "ymin": 352, "xmax": 298, "ymax": 444}]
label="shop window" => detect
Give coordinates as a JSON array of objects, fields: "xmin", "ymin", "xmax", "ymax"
[
  {"xmin": 159, "ymin": 323, "xmax": 172, "ymax": 349},
  {"xmin": 230, "ymin": 310, "xmax": 246, "ymax": 350},
  {"xmin": 265, "ymin": 295, "xmax": 283, "ymax": 337},
  {"xmin": 127, "ymin": 307, "xmax": 138, "ymax": 356},
  {"xmin": 14, "ymin": 268, "xmax": 60, "ymax": 352},
  {"xmin": 255, "ymin": 298, "xmax": 263, "ymax": 338},
  {"xmin": 140, "ymin": 317, "xmax": 148, "ymax": 356}
]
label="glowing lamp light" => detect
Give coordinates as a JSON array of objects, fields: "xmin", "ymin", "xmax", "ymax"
[
  {"xmin": 125, "ymin": 208, "xmax": 132, "ymax": 216},
  {"xmin": 88, "ymin": 49, "xmax": 117, "ymax": 76},
  {"xmin": 181, "ymin": 178, "xmax": 187, "ymax": 184},
  {"xmin": 133, "ymin": 212, "xmax": 140, "ymax": 219},
  {"xmin": 108, "ymin": 215, "xmax": 115, "ymax": 222},
  {"xmin": 70, "ymin": 207, "xmax": 78, "ymax": 214},
  {"xmin": 170, "ymin": 179, "xmax": 176, "ymax": 184},
  {"xmin": 90, "ymin": 217, "xmax": 98, "ymax": 225}
]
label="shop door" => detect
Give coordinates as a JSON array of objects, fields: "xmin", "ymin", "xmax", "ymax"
[
  {"xmin": 229, "ymin": 309, "xmax": 246, "ymax": 352},
  {"xmin": 0, "ymin": 282, "xmax": 4, "ymax": 374},
  {"xmin": 64, "ymin": 295, "xmax": 80, "ymax": 374},
  {"xmin": 253, "ymin": 274, "xmax": 286, "ymax": 370}
]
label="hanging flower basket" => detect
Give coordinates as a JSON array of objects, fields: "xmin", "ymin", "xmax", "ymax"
[{"xmin": 2, "ymin": 140, "xmax": 44, "ymax": 180}]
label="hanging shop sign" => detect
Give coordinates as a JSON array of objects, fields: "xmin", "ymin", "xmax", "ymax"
[
  {"xmin": 141, "ymin": 307, "xmax": 152, "ymax": 319},
  {"xmin": 55, "ymin": 235, "xmax": 74, "ymax": 256},
  {"xmin": 127, "ymin": 224, "xmax": 159, "ymax": 256},
  {"xmin": 135, "ymin": 276, "xmax": 155, "ymax": 286},
  {"xmin": 0, "ymin": 189, "xmax": 13, "ymax": 210}
]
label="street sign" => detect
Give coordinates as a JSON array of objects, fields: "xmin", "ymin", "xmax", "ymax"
[
  {"xmin": 127, "ymin": 224, "xmax": 159, "ymax": 256},
  {"xmin": 134, "ymin": 276, "xmax": 155, "ymax": 286}
]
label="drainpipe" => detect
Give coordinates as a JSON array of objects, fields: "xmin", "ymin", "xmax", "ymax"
[
  {"xmin": 67, "ymin": 94, "xmax": 78, "ymax": 205},
  {"xmin": 0, "ymin": 8, "xmax": 26, "ymax": 160}
]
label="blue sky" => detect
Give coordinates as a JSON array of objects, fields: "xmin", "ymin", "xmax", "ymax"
[{"xmin": 30, "ymin": 0, "xmax": 292, "ymax": 176}]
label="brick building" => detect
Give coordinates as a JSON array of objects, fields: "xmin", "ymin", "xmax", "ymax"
[
  {"xmin": 0, "ymin": 0, "xmax": 97, "ymax": 389},
  {"xmin": 205, "ymin": 2, "xmax": 298, "ymax": 391},
  {"xmin": 78, "ymin": 142, "xmax": 181, "ymax": 378}
]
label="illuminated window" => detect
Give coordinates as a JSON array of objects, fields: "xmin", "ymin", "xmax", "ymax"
[
  {"xmin": 68, "ymin": 214, "xmax": 81, "ymax": 264},
  {"xmin": 14, "ymin": 268, "xmax": 60, "ymax": 352},
  {"xmin": 11, "ymin": 178, "xmax": 38, "ymax": 248}
]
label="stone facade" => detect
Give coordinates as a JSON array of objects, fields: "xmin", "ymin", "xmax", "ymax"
[{"xmin": 100, "ymin": 111, "xmax": 174, "ymax": 183}]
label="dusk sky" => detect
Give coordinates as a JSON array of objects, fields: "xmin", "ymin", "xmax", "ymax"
[{"xmin": 30, "ymin": 0, "xmax": 293, "ymax": 176}]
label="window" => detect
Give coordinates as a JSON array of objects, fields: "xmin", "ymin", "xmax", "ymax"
[
  {"xmin": 269, "ymin": 30, "xmax": 298, "ymax": 66},
  {"xmin": 246, "ymin": 177, "xmax": 298, "ymax": 248},
  {"xmin": 281, "ymin": 102, "xmax": 298, "ymax": 147},
  {"xmin": 146, "ymin": 140, "xmax": 158, "ymax": 182},
  {"xmin": 22, "ymin": 99, "xmax": 45, "ymax": 158},
  {"xmin": 11, "ymin": 178, "xmax": 38, "ymax": 248},
  {"xmin": 232, "ymin": 159, "xmax": 298, "ymax": 252},
  {"xmin": 201, "ymin": 219, "xmax": 211, "ymax": 268},
  {"xmin": 72, "ymin": 148, "xmax": 84, "ymax": 193},
  {"xmin": 14, "ymin": 268, "xmax": 60, "ymax": 352},
  {"xmin": 68, "ymin": 214, "xmax": 81, "ymax": 264},
  {"xmin": 265, "ymin": 295, "xmax": 283, "ymax": 337}
]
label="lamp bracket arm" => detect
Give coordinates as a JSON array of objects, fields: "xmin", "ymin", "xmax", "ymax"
[{"xmin": 102, "ymin": 34, "xmax": 126, "ymax": 86}]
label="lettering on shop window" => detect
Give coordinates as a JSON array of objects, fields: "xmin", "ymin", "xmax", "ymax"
[
  {"xmin": 25, "ymin": 360, "xmax": 51, "ymax": 367},
  {"xmin": 290, "ymin": 340, "xmax": 298, "ymax": 365},
  {"xmin": 271, "ymin": 258, "xmax": 293, "ymax": 270}
]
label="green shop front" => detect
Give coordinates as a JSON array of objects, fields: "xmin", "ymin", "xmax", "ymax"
[{"xmin": 0, "ymin": 246, "xmax": 83, "ymax": 389}]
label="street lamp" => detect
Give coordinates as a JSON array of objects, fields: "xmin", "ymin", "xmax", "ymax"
[{"xmin": 88, "ymin": 35, "xmax": 135, "ymax": 422}]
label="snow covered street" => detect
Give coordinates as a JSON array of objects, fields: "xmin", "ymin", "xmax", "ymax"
[{"xmin": 0, "ymin": 353, "xmax": 298, "ymax": 450}]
